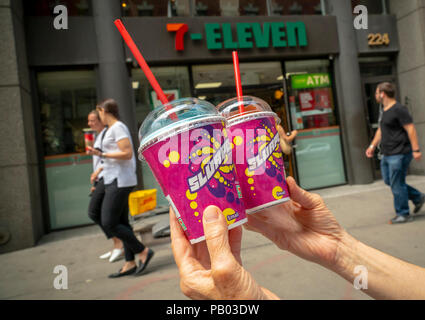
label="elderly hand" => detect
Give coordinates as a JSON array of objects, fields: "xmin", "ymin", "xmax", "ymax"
[
  {"xmin": 170, "ymin": 205, "xmax": 279, "ymax": 300},
  {"xmin": 245, "ymin": 177, "xmax": 349, "ymax": 271}
]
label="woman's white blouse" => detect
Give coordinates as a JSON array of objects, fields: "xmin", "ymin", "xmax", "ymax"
[{"xmin": 101, "ymin": 121, "xmax": 137, "ymax": 188}]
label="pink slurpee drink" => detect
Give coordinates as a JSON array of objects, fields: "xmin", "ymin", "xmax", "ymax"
[
  {"xmin": 217, "ymin": 96, "xmax": 290, "ymax": 214},
  {"xmin": 138, "ymin": 98, "xmax": 247, "ymax": 244}
]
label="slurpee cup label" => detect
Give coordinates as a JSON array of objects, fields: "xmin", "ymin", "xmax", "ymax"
[
  {"xmin": 141, "ymin": 120, "xmax": 247, "ymax": 244},
  {"xmin": 228, "ymin": 115, "xmax": 290, "ymax": 214}
]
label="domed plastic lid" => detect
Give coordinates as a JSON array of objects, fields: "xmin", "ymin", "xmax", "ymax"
[
  {"xmin": 216, "ymin": 95, "xmax": 280, "ymax": 127},
  {"xmin": 138, "ymin": 97, "xmax": 225, "ymax": 156}
]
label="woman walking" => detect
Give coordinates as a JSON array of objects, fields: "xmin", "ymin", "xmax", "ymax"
[
  {"xmin": 87, "ymin": 110, "xmax": 124, "ymax": 263},
  {"xmin": 87, "ymin": 99, "xmax": 154, "ymax": 278}
]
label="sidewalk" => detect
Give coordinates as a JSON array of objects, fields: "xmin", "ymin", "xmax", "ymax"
[{"xmin": 1, "ymin": 176, "xmax": 425, "ymax": 300}]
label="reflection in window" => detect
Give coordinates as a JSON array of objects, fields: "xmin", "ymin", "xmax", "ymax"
[
  {"xmin": 192, "ymin": 62, "xmax": 283, "ymax": 107},
  {"xmin": 239, "ymin": 0, "xmax": 267, "ymax": 16},
  {"xmin": 286, "ymin": 59, "xmax": 345, "ymax": 189},
  {"xmin": 121, "ymin": 0, "xmax": 192, "ymax": 17},
  {"xmin": 170, "ymin": 0, "xmax": 191, "ymax": 16},
  {"xmin": 24, "ymin": 0, "xmax": 92, "ymax": 16},
  {"xmin": 193, "ymin": 62, "xmax": 282, "ymax": 92},
  {"xmin": 219, "ymin": 0, "xmax": 240, "ymax": 16},
  {"xmin": 121, "ymin": 0, "xmax": 168, "ymax": 17},
  {"xmin": 37, "ymin": 71, "xmax": 97, "ymax": 156},
  {"xmin": 132, "ymin": 66, "xmax": 191, "ymax": 127},
  {"xmin": 218, "ymin": 0, "xmax": 267, "ymax": 16},
  {"xmin": 194, "ymin": 0, "xmax": 221, "ymax": 16},
  {"xmin": 270, "ymin": 0, "xmax": 322, "ymax": 15}
]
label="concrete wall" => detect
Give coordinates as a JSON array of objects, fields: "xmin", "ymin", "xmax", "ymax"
[
  {"xmin": 0, "ymin": 0, "xmax": 44, "ymax": 253},
  {"xmin": 390, "ymin": 0, "xmax": 425, "ymax": 174}
]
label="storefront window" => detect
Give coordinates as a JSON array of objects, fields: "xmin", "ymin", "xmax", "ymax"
[
  {"xmin": 192, "ymin": 62, "xmax": 283, "ymax": 100},
  {"xmin": 216, "ymin": 0, "xmax": 267, "ymax": 16},
  {"xmin": 194, "ymin": 0, "xmax": 221, "ymax": 16},
  {"xmin": 133, "ymin": 66, "xmax": 191, "ymax": 206},
  {"xmin": 270, "ymin": 0, "xmax": 322, "ymax": 15},
  {"xmin": 285, "ymin": 59, "xmax": 346, "ymax": 189},
  {"xmin": 121, "ymin": 0, "xmax": 191, "ymax": 17},
  {"xmin": 37, "ymin": 70, "xmax": 97, "ymax": 229},
  {"xmin": 38, "ymin": 71, "xmax": 97, "ymax": 156},
  {"xmin": 359, "ymin": 56, "xmax": 393, "ymax": 77},
  {"xmin": 25, "ymin": 0, "xmax": 92, "ymax": 16}
]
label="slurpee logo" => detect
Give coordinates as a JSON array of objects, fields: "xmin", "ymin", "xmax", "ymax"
[
  {"xmin": 247, "ymin": 133, "xmax": 280, "ymax": 171},
  {"xmin": 188, "ymin": 139, "xmax": 232, "ymax": 193},
  {"xmin": 166, "ymin": 22, "xmax": 308, "ymax": 51}
]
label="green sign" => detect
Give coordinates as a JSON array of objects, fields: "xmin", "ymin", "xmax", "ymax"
[
  {"xmin": 204, "ymin": 21, "xmax": 308, "ymax": 50},
  {"xmin": 291, "ymin": 73, "xmax": 331, "ymax": 89}
]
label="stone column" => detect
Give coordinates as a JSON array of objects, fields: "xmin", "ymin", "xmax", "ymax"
[
  {"xmin": 92, "ymin": 0, "xmax": 143, "ymax": 187},
  {"xmin": 389, "ymin": 0, "xmax": 425, "ymax": 174},
  {"xmin": 0, "ymin": 0, "xmax": 44, "ymax": 253},
  {"xmin": 327, "ymin": 0, "xmax": 374, "ymax": 184}
]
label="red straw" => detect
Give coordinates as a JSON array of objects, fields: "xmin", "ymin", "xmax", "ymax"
[
  {"xmin": 232, "ymin": 51, "xmax": 245, "ymax": 114},
  {"xmin": 114, "ymin": 19, "xmax": 177, "ymax": 118}
]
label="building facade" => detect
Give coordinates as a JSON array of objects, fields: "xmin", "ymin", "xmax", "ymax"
[{"xmin": 1, "ymin": 0, "xmax": 424, "ymax": 253}]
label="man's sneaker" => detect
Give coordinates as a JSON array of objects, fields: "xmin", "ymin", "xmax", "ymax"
[
  {"xmin": 389, "ymin": 215, "xmax": 413, "ymax": 224},
  {"xmin": 413, "ymin": 194, "xmax": 425, "ymax": 214}
]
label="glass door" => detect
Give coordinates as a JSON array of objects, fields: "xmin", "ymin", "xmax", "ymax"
[
  {"xmin": 285, "ymin": 59, "xmax": 346, "ymax": 189},
  {"xmin": 37, "ymin": 70, "xmax": 97, "ymax": 230}
]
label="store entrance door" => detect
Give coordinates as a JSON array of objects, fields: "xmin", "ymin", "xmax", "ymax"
[{"xmin": 361, "ymin": 76, "xmax": 397, "ymax": 179}]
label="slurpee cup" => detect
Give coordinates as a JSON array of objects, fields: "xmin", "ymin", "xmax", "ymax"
[
  {"xmin": 83, "ymin": 128, "xmax": 95, "ymax": 151},
  {"xmin": 138, "ymin": 98, "xmax": 247, "ymax": 244},
  {"xmin": 216, "ymin": 96, "xmax": 290, "ymax": 214}
]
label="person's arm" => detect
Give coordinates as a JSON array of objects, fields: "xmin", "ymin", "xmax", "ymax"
[
  {"xmin": 334, "ymin": 233, "xmax": 425, "ymax": 299},
  {"xmin": 404, "ymin": 123, "xmax": 422, "ymax": 161},
  {"xmin": 246, "ymin": 177, "xmax": 425, "ymax": 300},
  {"xmin": 366, "ymin": 128, "xmax": 381, "ymax": 158},
  {"xmin": 90, "ymin": 167, "xmax": 103, "ymax": 185},
  {"xmin": 87, "ymin": 138, "xmax": 133, "ymax": 160}
]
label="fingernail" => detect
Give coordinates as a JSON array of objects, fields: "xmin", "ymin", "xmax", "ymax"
[{"xmin": 203, "ymin": 206, "xmax": 219, "ymax": 223}]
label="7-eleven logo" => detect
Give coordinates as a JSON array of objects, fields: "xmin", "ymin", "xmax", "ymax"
[{"xmin": 167, "ymin": 23, "xmax": 188, "ymax": 51}]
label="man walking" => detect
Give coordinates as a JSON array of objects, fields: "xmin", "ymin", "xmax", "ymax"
[{"xmin": 366, "ymin": 82, "xmax": 425, "ymax": 224}]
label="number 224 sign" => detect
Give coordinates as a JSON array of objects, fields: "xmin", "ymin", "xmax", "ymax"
[{"xmin": 368, "ymin": 33, "xmax": 390, "ymax": 46}]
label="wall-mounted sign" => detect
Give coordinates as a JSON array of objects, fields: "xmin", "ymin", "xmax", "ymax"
[
  {"xmin": 116, "ymin": 16, "xmax": 339, "ymax": 64},
  {"xmin": 291, "ymin": 73, "xmax": 331, "ymax": 89},
  {"xmin": 167, "ymin": 21, "xmax": 308, "ymax": 51},
  {"xmin": 367, "ymin": 33, "xmax": 390, "ymax": 46},
  {"xmin": 355, "ymin": 15, "xmax": 398, "ymax": 54}
]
